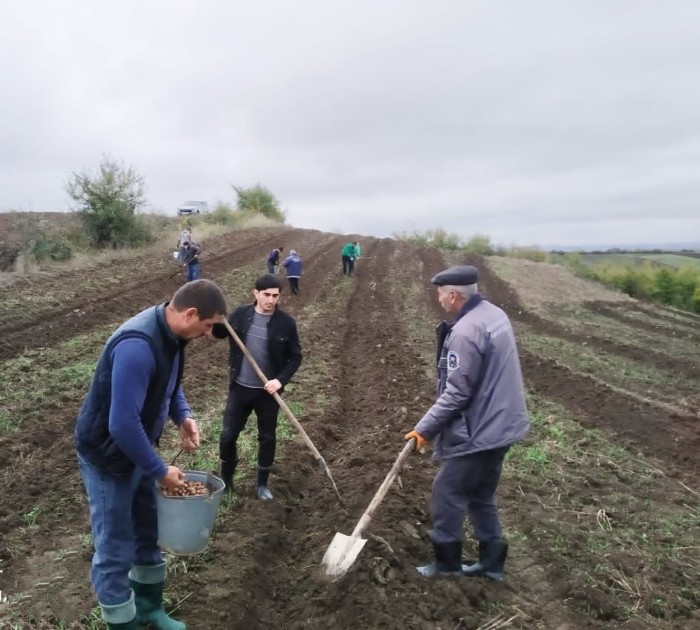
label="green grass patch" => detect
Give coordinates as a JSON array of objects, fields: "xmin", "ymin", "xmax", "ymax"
[
  {"xmin": 504, "ymin": 392, "xmax": 700, "ymax": 623},
  {"xmin": 535, "ymin": 302, "xmax": 700, "ymax": 364},
  {"xmin": 514, "ymin": 323, "xmax": 693, "ymax": 407},
  {"xmin": 0, "ymin": 327, "xmax": 113, "ymax": 434}
]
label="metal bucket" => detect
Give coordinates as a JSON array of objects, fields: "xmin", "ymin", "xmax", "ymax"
[{"xmin": 156, "ymin": 470, "xmax": 225, "ymax": 555}]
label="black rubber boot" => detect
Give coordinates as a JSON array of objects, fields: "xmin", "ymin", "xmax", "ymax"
[
  {"xmin": 256, "ymin": 468, "xmax": 273, "ymax": 500},
  {"xmin": 462, "ymin": 539, "xmax": 508, "ymax": 581},
  {"xmin": 416, "ymin": 541, "xmax": 463, "ymax": 577},
  {"xmin": 219, "ymin": 459, "xmax": 237, "ymax": 492}
]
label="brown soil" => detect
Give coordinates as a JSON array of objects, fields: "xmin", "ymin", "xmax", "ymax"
[{"xmin": 1, "ymin": 228, "xmax": 698, "ymax": 629}]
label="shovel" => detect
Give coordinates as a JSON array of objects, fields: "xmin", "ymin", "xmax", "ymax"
[
  {"xmin": 321, "ymin": 438, "xmax": 415, "ymax": 578},
  {"xmin": 220, "ymin": 319, "xmax": 344, "ymax": 505}
]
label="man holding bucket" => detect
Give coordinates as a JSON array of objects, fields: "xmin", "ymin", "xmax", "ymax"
[
  {"xmin": 405, "ymin": 265, "xmax": 529, "ymax": 581},
  {"xmin": 74, "ymin": 279, "xmax": 227, "ymax": 630},
  {"xmin": 213, "ymin": 273, "xmax": 302, "ymax": 499}
]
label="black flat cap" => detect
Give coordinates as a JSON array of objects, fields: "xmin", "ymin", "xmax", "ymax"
[{"xmin": 431, "ymin": 265, "xmax": 478, "ymax": 286}]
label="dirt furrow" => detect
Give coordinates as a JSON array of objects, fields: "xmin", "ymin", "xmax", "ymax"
[{"xmin": 0, "ymin": 228, "xmax": 297, "ymax": 360}]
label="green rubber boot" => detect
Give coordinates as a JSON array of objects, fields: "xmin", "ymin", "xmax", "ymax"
[
  {"xmin": 129, "ymin": 562, "xmax": 186, "ymax": 630},
  {"xmin": 99, "ymin": 590, "xmax": 138, "ymax": 629}
]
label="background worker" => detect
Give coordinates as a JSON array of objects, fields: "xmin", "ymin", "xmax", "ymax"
[
  {"xmin": 176, "ymin": 226, "xmax": 192, "ymax": 264},
  {"xmin": 341, "ymin": 240, "xmax": 359, "ymax": 276},
  {"xmin": 282, "ymin": 249, "xmax": 303, "ymax": 295},
  {"xmin": 213, "ymin": 273, "xmax": 302, "ymax": 499},
  {"xmin": 266, "ymin": 246, "xmax": 284, "ymax": 274},
  {"xmin": 182, "ymin": 240, "xmax": 202, "ymax": 282},
  {"xmin": 405, "ymin": 265, "xmax": 529, "ymax": 581},
  {"xmin": 74, "ymin": 279, "xmax": 227, "ymax": 630}
]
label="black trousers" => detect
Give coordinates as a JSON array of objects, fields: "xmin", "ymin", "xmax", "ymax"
[
  {"xmin": 341, "ymin": 255, "xmax": 355, "ymax": 276},
  {"xmin": 219, "ymin": 383, "xmax": 280, "ymax": 469},
  {"xmin": 288, "ymin": 277, "xmax": 299, "ymax": 295}
]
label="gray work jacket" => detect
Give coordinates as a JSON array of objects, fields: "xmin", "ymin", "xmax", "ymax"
[{"xmin": 415, "ymin": 297, "xmax": 529, "ymax": 460}]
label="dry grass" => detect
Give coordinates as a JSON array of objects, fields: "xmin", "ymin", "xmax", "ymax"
[{"xmin": 486, "ymin": 256, "xmax": 634, "ymax": 307}]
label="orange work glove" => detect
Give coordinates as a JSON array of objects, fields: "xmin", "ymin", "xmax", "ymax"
[{"xmin": 404, "ymin": 430, "xmax": 428, "ymax": 451}]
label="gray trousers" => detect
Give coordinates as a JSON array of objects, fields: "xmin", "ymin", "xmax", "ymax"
[{"xmin": 431, "ymin": 446, "xmax": 509, "ymax": 544}]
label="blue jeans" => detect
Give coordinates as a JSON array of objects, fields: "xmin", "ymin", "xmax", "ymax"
[
  {"xmin": 187, "ymin": 262, "xmax": 201, "ymax": 282},
  {"xmin": 78, "ymin": 454, "xmax": 162, "ymax": 605}
]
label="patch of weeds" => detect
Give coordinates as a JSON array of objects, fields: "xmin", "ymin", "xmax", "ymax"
[
  {"xmin": 505, "ymin": 391, "xmax": 700, "ymax": 625},
  {"xmin": 516, "ymin": 324, "xmax": 691, "ymax": 405},
  {"xmin": 23, "ymin": 506, "xmax": 40, "ymax": 529}
]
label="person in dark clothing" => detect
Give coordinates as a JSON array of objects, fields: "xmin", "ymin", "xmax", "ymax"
[
  {"xmin": 266, "ymin": 246, "xmax": 284, "ymax": 274},
  {"xmin": 405, "ymin": 265, "xmax": 529, "ymax": 581},
  {"xmin": 74, "ymin": 279, "xmax": 227, "ymax": 630},
  {"xmin": 182, "ymin": 241, "xmax": 202, "ymax": 282},
  {"xmin": 212, "ymin": 273, "xmax": 302, "ymax": 500},
  {"xmin": 282, "ymin": 249, "xmax": 302, "ymax": 295}
]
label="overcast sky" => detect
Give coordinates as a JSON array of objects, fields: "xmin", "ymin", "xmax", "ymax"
[{"xmin": 1, "ymin": 1, "xmax": 699, "ymax": 247}]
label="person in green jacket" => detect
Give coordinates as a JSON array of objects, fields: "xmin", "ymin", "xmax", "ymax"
[{"xmin": 341, "ymin": 241, "xmax": 359, "ymax": 276}]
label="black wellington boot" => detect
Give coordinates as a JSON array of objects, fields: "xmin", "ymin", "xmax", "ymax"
[
  {"xmin": 219, "ymin": 459, "xmax": 237, "ymax": 492},
  {"xmin": 256, "ymin": 467, "xmax": 273, "ymax": 500},
  {"xmin": 462, "ymin": 539, "xmax": 508, "ymax": 581},
  {"xmin": 416, "ymin": 542, "xmax": 464, "ymax": 577}
]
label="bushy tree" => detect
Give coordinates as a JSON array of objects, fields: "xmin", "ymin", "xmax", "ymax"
[
  {"xmin": 66, "ymin": 156, "xmax": 151, "ymax": 247},
  {"xmin": 463, "ymin": 234, "xmax": 495, "ymax": 256},
  {"xmin": 232, "ymin": 184, "xmax": 286, "ymax": 223}
]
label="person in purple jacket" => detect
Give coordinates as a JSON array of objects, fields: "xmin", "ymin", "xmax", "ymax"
[
  {"xmin": 74, "ymin": 279, "xmax": 227, "ymax": 630},
  {"xmin": 405, "ymin": 265, "xmax": 529, "ymax": 582},
  {"xmin": 282, "ymin": 249, "xmax": 302, "ymax": 295}
]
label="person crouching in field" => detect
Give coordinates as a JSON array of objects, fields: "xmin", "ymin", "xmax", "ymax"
[
  {"xmin": 213, "ymin": 273, "xmax": 302, "ymax": 499},
  {"xmin": 282, "ymin": 249, "xmax": 302, "ymax": 295},
  {"xmin": 74, "ymin": 279, "xmax": 227, "ymax": 630},
  {"xmin": 404, "ymin": 265, "xmax": 529, "ymax": 581},
  {"xmin": 266, "ymin": 246, "xmax": 284, "ymax": 274}
]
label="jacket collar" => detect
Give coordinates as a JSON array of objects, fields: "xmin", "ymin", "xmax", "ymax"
[{"xmin": 452, "ymin": 294, "xmax": 484, "ymax": 325}]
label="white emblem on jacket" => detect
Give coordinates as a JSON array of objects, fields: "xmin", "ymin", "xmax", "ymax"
[{"xmin": 447, "ymin": 350, "xmax": 460, "ymax": 370}]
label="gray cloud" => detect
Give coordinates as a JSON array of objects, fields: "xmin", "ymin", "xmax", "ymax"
[{"xmin": 1, "ymin": 0, "xmax": 699, "ymax": 247}]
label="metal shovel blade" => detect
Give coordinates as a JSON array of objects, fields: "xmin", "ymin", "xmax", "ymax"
[{"xmin": 321, "ymin": 532, "xmax": 367, "ymax": 578}]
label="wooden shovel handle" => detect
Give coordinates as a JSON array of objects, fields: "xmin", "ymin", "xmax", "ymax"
[
  {"xmin": 220, "ymin": 318, "xmax": 323, "ymax": 461},
  {"xmin": 351, "ymin": 439, "xmax": 415, "ymax": 538}
]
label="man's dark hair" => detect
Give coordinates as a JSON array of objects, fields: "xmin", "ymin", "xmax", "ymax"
[
  {"xmin": 255, "ymin": 273, "xmax": 282, "ymax": 291},
  {"xmin": 171, "ymin": 279, "xmax": 227, "ymax": 319}
]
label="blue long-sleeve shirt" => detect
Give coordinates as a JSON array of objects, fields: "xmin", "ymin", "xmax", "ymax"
[{"xmin": 109, "ymin": 337, "xmax": 192, "ymax": 479}]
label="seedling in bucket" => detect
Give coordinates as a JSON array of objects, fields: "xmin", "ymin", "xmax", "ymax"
[{"xmin": 322, "ymin": 439, "xmax": 415, "ymax": 578}]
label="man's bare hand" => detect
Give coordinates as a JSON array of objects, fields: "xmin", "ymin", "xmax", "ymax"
[{"xmin": 179, "ymin": 417, "xmax": 200, "ymax": 451}]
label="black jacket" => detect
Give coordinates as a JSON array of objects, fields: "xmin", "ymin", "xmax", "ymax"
[{"xmin": 213, "ymin": 304, "xmax": 302, "ymax": 388}]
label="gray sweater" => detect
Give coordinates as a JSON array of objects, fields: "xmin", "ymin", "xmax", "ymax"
[{"xmin": 416, "ymin": 298, "xmax": 529, "ymax": 460}]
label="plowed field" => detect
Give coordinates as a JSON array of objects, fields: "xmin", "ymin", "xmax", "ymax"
[{"xmin": 1, "ymin": 227, "xmax": 698, "ymax": 629}]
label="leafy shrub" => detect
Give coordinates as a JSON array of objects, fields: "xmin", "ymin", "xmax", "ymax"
[
  {"xmin": 78, "ymin": 200, "xmax": 154, "ymax": 248},
  {"xmin": 232, "ymin": 184, "xmax": 286, "ymax": 223},
  {"xmin": 66, "ymin": 156, "xmax": 152, "ymax": 248}
]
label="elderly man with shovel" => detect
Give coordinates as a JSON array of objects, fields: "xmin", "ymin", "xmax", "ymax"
[{"xmin": 405, "ymin": 265, "xmax": 529, "ymax": 581}]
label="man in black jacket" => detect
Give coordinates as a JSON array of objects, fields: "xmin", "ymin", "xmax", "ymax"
[{"xmin": 212, "ymin": 274, "xmax": 302, "ymax": 499}]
